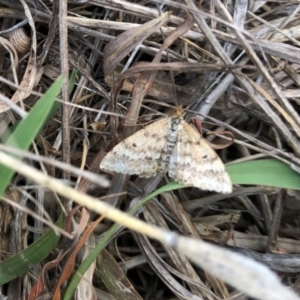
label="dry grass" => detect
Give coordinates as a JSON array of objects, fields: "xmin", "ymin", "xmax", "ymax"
[{"xmin": 1, "ymin": 0, "xmax": 300, "ymax": 299}]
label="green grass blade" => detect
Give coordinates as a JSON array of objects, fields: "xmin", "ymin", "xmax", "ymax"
[
  {"xmin": 0, "ymin": 71, "xmax": 77, "ymax": 284},
  {"xmin": 0, "ymin": 70, "xmax": 77, "ymax": 144},
  {"xmin": 0, "ymin": 76, "xmax": 64, "ymax": 198},
  {"xmin": 226, "ymin": 159, "xmax": 300, "ymax": 190},
  {"xmin": 0, "ymin": 212, "xmax": 63, "ymax": 285}
]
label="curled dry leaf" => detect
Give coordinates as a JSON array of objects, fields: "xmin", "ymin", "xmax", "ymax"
[
  {"xmin": 191, "ymin": 117, "xmax": 234, "ymax": 149},
  {"xmin": 9, "ymin": 28, "xmax": 31, "ymax": 53},
  {"xmin": 205, "ymin": 130, "xmax": 234, "ymax": 150}
]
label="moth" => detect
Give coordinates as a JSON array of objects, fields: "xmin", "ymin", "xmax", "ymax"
[{"xmin": 100, "ymin": 108, "xmax": 232, "ymax": 193}]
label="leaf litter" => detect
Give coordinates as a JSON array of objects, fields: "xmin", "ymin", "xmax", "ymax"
[{"xmin": 1, "ymin": 0, "xmax": 300, "ymax": 299}]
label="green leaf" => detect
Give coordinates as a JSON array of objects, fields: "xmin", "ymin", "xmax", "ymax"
[
  {"xmin": 0, "ymin": 76, "xmax": 64, "ymax": 198},
  {"xmin": 0, "ymin": 213, "xmax": 63, "ymax": 285},
  {"xmin": 226, "ymin": 159, "xmax": 300, "ymax": 190}
]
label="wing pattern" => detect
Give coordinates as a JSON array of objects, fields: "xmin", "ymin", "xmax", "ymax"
[{"xmin": 100, "ymin": 118, "xmax": 170, "ymax": 177}]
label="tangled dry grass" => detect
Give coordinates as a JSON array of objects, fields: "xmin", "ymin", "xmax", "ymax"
[{"xmin": 1, "ymin": 0, "xmax": 300, "ymax": 299}]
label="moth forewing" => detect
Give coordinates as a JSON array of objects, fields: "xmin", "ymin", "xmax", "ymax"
[
  {"xmin": 100, "ymin": 118, "xmax": 170, "ymax": 177},
  {"xmin": 100, "ymin": 112, "xmax": 232, "ymax": 193}
]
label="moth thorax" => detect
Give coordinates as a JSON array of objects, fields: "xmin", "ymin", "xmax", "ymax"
[{"xmin": 158, "ymin": 117, "xmax": 181, "ymax": 173}]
